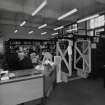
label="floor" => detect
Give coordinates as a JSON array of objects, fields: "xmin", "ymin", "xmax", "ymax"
[{"xmin": 25, "ymin": 78, "xmax": 105, "ymax": 105}]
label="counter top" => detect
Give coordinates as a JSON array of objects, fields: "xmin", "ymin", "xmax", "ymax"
[
  {"xmin": 0, "ymin": 65, "xmax": 56, "ymax": 85},
  {"xmin": 0, "ymin": 69, "xmax": 43, "ymax": 85},
  {"xmin": 0, "ymin": 66, "xmax": 56, "ymax": 105}
]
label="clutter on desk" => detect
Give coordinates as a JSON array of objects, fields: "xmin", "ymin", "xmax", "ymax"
[
  {"xmin": 0, "ymin": 70, "xmax": 16, "ymax": 80},
  {"xmin": 35, "ymin": 51, "xmax": 55, "ymax": 76},
  {"xmin": 0, "ymin": 70, "xmax": 9, "ymax": 80}
]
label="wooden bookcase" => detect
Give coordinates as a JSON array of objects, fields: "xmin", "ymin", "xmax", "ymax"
[{"xmin": 5, "ymin": 39, "xmax": 56, "ymax": 56}]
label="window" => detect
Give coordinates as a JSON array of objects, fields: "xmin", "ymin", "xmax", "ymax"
[
  {"xmin": 66, "ymin": 24, "xmax": 77, "ymax": 33},
  {"xmin": 95, "ymin": 28, "xmax": 104, "ymax": 36},
  {"xmin": 90, "ymin": 15, "xmax": 104, "ymax": 29},
  {"xmin": 87, "ymin": 31, "xmax": 94, "ymax": 36},
  {"xmin": 90, "ymin": 19, "xmax": 95, "ymax": 29}
]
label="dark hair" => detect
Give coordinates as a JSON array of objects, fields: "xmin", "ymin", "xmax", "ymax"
[{"xmin": 14, "ymin": 46, "xmax": 19, "ymax": 51}]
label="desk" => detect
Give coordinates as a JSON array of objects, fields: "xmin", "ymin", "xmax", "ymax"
[{"xmin": 0, "ymin": 68, "xmax": 56, "ymax": 105}]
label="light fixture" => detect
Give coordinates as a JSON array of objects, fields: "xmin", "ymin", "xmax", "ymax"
[
  {"xmin": 38, "ymin": 24, "xmax": 47, "ymax": 29},
  {"xmin": 77, "ymin": 14, "xmax": 99, "ymax": 23},
  {"xmin": 54, "ymin": 26, "xmax": 64, "ymax": 31},
  {"xmin": 29, "ymin": 30, "xmax": 34, "ymax": 34},
  {"xmin": 66, "ymin": 28, "xmax": 77, "ymax": 32},
  {"xmin": 51, "ymin": 32, "xmax": 58, "ymax": 36},
  {"xmin": 32, "ymin": 0, "xmax": 47, "ymax": 16},
  {"xmin": 20, "ymin": 21, "xmax": 26, "ymax": 27},
  {"xmin": 41, "ymin": 32, "xmax": 47, "ymax": 35},
  {"xmin": 66, "ymin": 29, "xmax": 72, "ymax": 32},
  {"xmin": 58, "ymin": 8, "xmax": 78, "ymax": 20},
  {"xmin": 14, "ymin": 30, "xmax": 18, "ymax": 33}
]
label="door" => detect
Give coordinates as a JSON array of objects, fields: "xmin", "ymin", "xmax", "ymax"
[
  {"xmin": 74, "ymin": 39, "xmax": 91, "ymax": 78},
  {"xmin": 56, "ymin": 39, "xmax": 73, "ymax": 77}
]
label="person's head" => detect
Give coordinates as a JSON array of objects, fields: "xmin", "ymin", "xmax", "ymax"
[
  {"xmin": 16, "ymin": 47, "xmax": 25, "ymax": 60},
  {"xmin": 17, "ymin": 51, "xmax": 25, "ymax": 60}
]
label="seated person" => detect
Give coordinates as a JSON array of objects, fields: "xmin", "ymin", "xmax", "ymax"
[
  {"xmin": 6, "ymin": 52, "xmax": 20, "ymax": 70},
  {"xmin": 6, "ymin": 47, "xmax": 34, "ymax": 70},
  {"xmin": 17, "ymin": 50, "xmax": 34, "ymax": 70}
]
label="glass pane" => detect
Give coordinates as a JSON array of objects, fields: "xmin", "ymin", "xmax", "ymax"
[
  {"xmin": 89, "ymin": 15, "xmax": 105, "ymax": 29},
  {"xmin": 87, "ymin": 31, "xmax": 94, "ymax": 36},
  {"xmin": 90, "ymin": 19, "xmax": 95, "ymax": 29}
]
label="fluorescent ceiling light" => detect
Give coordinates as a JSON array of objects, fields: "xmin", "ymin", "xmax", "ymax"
[
  {"xmin": 66, "ymin": 28, "xmax": 77, "ymax": 32},
  {"xmin": 41, "ymin": 32, "xmax": 47, "ymax": 35},
  {"xmin": 20, "ymin": 21, "xmax": 26, "ymax": 27},
  {"xmin": 51, "ymin": 32, "xmax": 58, "ymax": 36},
  {"xmin": 38, "ymin": 24, "xmax": 47, "ymax": 29},
  {"xmin": 32, "ymin": 0, "xmax": 47, "ymax": 16},
  {"xmin": 58, "ymin": 8, "xmax": 78, "ymax": 20},
  {"xmin": 29, "ymin": 30, "xmax": 34, "ymax": 34},
  {"xmin": 14, "ymin": 30, "xmax": 18, "ymax": 33},
  {"xmin": 54, "ymin": 26, "xmax": 64, "ymax": 31},
  {"xmin": 77, "ymin": 14, "xmax": 99, "ymax": 23},
  {"xmin": 66, "ymin": 29, "xmax": 72, "ymax": 32}
]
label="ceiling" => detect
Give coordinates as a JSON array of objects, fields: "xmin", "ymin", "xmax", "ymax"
[{"xmin": 0, "ymin": 0, "xmax": 105, "ymax": 39}]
